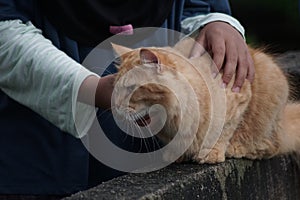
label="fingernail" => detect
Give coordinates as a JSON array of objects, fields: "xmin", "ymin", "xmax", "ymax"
[
  {"xmin": 232, "ymin": 87, "xmax": 240, "ymax": 93},
  {"xmin": 221, "ymin": 82, "xmax": 227, "ymax": 89},
  {"xmin": 212, "ymin": 72, "xmax": 218, "ymax": 79}
]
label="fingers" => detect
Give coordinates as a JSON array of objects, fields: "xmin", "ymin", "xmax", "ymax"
[
  {"xmin": 211, "ymin": 38, "xmax": 226, "ymax": 75},
  {"xmin": 212, "ymin": 41, "xmax": 254, "ymax": 93},
  {"xmin": 222, "ymin": 47, "xmax": 238, "ymax": 89},
  {"xmin": 189, "ymin": 35, "xmax": 206, "ymax": 58},
  {"xmin": 231, "ymin": 48, "xmax": 255, "ymax": 92},
  {"xmin": 245, "ymin": 53, "xmax": 255, "ymax": 83},
  {"xmin": 222, "ymin": 41, "xmax": 239, "ymax": 90},
  {"xmin": 192, "ymin": 32, "xmax": 226, "ymax": 77},
  {"xmin": 231, "ymin": 61, "xmax": 246, "ymax": 93},
  {"xmin": 190, "ymin": 21, "xmax": 255, "ymax": 92}
]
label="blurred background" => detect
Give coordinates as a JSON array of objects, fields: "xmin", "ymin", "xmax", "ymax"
[{"xmin": 230, "ymin": 0, "xmax": 300, "ymax": 53}]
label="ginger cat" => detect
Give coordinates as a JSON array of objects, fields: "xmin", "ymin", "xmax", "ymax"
[{"xmin": 111, "ymin": 40, "xmax": 300, "ymax": 164}]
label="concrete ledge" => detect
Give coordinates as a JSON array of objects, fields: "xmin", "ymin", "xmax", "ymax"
[{"xmin": 64, "ymin": 155, "xmax": 300, "ymax": 200}]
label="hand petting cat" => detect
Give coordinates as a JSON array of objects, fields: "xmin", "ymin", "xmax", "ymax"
[
  {"xmin": 81, "ymin": 22, "xmax": 255, "ymax": 110},
  {"xmin": 190, "ymin": 21, "xmax": 255, "ymax": 93}
]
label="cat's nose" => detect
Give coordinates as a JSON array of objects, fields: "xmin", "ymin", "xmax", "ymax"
[
  {"xmin": 114, "ymin": 106, "xmax": 123, "ymax": 116},
  {"xmin": 114, "ymin": 106, "xmax": 134, "ymax": 116}
]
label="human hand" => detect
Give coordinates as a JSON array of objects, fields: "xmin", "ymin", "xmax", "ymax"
[
  {"xmin": 95, "ymin": 74, "xmax": 116, "ymax": 109},
  {"xmin": 78, "ymin": 74, "xmax": 115, "ymax": 109},
  {"xmin": 190, "ymin": 21, "xmax": 255, "ymax": 92}
]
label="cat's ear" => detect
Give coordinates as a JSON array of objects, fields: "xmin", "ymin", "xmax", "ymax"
[
  {"xmin": 139, "ymin": 49, "xmax": 162, "ymax": 73},
  {"xmin": 111, "ymin": 43, "xmax": 132, "ymax": 56},
  {"xmin": 139, "ymin": 49, "xmax": 159, "ymax": 64}
]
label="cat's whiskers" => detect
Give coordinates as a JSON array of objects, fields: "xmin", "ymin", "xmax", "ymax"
[
  {"xmin": 125, "ymin": 113, "xmax": 147, "ymax": 153},
  {"xmin": 116, "ymin": 111, "xmax": 147, "ymax": 152},
  {"xmin": 115, "ymin": 111, "xmax": 132, "ymax": 143},
  {"xmin": 130, "ymin": 109, "xmax": 148, "ymax": 122},
  {"xmin": 122, "ymin": 119, "xmax": 130, "ymax": 143},
  {"xmin": 127, "ymin": 110, "xmax": 150, "ymax": 152},
  {"xmin": 134, "ymin": 112, "xmax": 162, "ymax": 153}
]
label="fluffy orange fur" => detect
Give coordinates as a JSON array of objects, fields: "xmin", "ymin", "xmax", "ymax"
[{"xmin": 112, "ymin": 41, "xmax": 300, "ymax": 164}]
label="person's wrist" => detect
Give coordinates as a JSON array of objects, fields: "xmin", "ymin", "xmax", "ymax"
[
  {"xmin": 78, "ymin": 74, "xmax": 115, "ymax": 109},
  {"xmin": 95, "ymin": 74, "xmax": 115, "ymax": 109},
  {"xmin": 78, "ymin": 75, "xmax": 100, "ymax": 106}
]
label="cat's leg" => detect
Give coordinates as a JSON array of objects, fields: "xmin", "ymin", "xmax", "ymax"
[
  {"xmin": 194, "ymin": 122, "xmax": 241, "ymax": 164},
  {"xmin": 226, "ymin": 136, "xmax": 247, "ymax": 158},
  {"xmin": 161, "ymin": 131, "xmax": 197, "ymax": 163},
  {"xmin": 194, "ymin": 88, "xmax": 251, "ymax": 164},
  {"xmin": 227, "ymin": 128, "xmax": 281, "ymax": 160},
  {"xmin": 226, "ymin": 107, "xmax": 284, "ymax": 160},
  {"xmin": 196, "ymin": 143, "xmax": 227, "ymax": 163},
  {"xmin": 226, "ymin": 50, "xmax": 290, "ymax": 160}
]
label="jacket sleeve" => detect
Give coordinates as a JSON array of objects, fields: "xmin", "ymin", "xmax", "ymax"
[
  {"xmin": 0, "ymin": 1, "xmax": 97, "ymax": 138},
  {"xmin": 181, "ymin": 0, "xmax": 245, "ymax": 39},
  {"xmin": 182, "ymin": 0, "xmax": 231, "ymax": 20}
]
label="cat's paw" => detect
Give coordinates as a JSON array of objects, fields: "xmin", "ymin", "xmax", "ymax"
[
  {"xmin": 226, "ymin": 143, "xmax": 247, "ymax": 158},
  {"xmin": 194, "ymin": 148, "xmax": 225, "ymax": 164}
]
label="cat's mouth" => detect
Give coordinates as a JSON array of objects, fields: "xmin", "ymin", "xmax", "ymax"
[
  {"xmin": 135, "ymin": 114, "xmax": 151, "ymax": 127},
  {"xmin": 131, "ymin": 109, "xmax": 151, "ymax": 127}
]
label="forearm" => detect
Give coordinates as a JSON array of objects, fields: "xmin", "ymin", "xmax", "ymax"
[{"xmin": 0, "ymin": 19, "xmax": 97, "ymax": 137}]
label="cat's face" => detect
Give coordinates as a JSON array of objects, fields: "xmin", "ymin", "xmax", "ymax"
[{"xmin": 112, "ymin": 44, "xmax": 182, "ymax": 130}]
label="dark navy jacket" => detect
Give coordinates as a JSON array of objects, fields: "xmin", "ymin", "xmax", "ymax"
[{"xmin": 0, "ymin": 0, "xmax": 231, "ymax": 195}]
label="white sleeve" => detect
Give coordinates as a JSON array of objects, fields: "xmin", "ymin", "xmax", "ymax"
[
  {"xmin": 181, "ymin": 12, "xmax": 246, "ymax": 40},
  {"xmin": 0, "ymin": 19, "xmax": 97, "ymax": 138}
]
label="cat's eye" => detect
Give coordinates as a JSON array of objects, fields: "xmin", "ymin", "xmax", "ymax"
[
  {"xmin": 128, "ymin": 85, "xmax": 136, "ymax": 93},
  {"xmin": 113, "ymin": 56, "xmax": 122, "ymax": 66}
]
